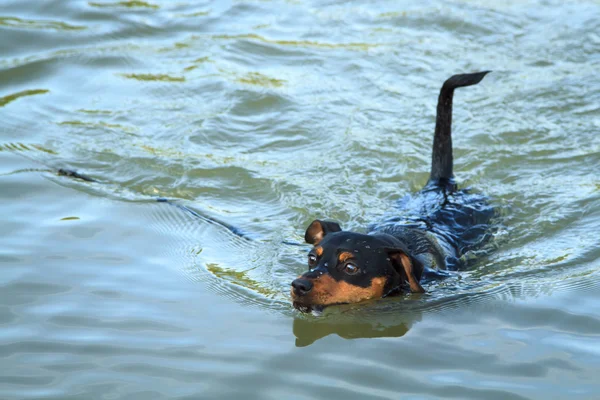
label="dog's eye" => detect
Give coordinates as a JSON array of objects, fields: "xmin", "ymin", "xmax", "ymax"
[
  {"xmin": 308, "ymin": 254, "xmax": 317, "ymax": 267},
  {"xmin": 343, "ymin": 263, "xmax": 359, "ymax": 275}
]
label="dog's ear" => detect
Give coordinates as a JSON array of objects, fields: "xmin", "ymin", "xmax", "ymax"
[
  {"xmin": 385, "ymin": 248, "xmax": 425, "ymax": 293},
  {"xmin": 304, "ymin": 220, "xmax": 342, "ymax": 245}
]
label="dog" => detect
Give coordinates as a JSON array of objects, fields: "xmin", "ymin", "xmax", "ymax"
[{"xmin": 291, "ymin": 71, "xmax": 495, "ymax": 313}]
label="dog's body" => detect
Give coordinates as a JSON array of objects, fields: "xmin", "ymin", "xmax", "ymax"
[{"xmin": 291, "ymin": 72, "xmax": 494, "ymax": 313}]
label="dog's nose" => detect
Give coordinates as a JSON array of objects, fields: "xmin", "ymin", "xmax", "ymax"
[{"xmin": 291, "ymin": 278, "xmax": 313, "ymax": 296}]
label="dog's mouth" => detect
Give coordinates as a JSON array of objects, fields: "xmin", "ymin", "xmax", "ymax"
[{"xmin": 292, "ymin": 302, "xmax": 325, "ymax": 314}]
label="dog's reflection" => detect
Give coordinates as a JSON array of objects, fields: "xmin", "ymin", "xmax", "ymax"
[{"xmin": 292, "ymin": 299, "xmax": 423, "ymax": 347}]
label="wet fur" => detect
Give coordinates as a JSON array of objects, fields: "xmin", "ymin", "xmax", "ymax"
[{"xmin": 292, "ymin": 72, "xmax": 494, "ymax": 312}]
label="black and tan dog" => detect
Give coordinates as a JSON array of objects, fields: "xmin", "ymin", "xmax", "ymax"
[{"xmin": 291, "ymin": 71, "xmax": 495, "ymax": 313}]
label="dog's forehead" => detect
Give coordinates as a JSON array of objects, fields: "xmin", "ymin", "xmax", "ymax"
[{"xmin": 320, "ymin": 232, "xmax": 388, "ymax": 254}]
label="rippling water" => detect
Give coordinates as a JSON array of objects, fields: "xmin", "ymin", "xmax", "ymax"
[{"xmin": 1, "ymin": 0, "xmax": 599, "ymax": 398}]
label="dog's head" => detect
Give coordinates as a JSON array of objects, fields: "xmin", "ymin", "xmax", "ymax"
[{"xmin": 291, "ymin": 220, "xmax": 424, "ymax": 313}]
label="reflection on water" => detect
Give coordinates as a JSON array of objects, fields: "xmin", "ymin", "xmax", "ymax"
[
  {"xmin": 293, "ymin": 317, "xmax": 412, "ymax": 347},
  {"xmin": 292, "ymin": 301, "xmax": 418, "ymax": 347},
  {"xmin": 290, "ymin": 281, "xmax": 575, "ymax": 347},
  {"xmin": 1, "ymin": 0, "xmax": 600, "ymax": 398},
  {"xmin": 0, "ymin": 89, "xmax": 49, "ymax": 107}
]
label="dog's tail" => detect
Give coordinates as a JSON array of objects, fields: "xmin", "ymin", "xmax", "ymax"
[{"xmin": 429, "ymin": 71, "xmax": 490, "ymax": 185}]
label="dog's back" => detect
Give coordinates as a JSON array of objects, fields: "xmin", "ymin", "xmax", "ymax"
[{"xmin": 371, "ymin": 186, "xmax": 495, "ymax": 270}]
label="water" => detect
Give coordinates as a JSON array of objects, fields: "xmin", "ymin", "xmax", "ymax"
[{"xmin": 1, "ymin": 0, "xmax": 599, "ymax": 398}]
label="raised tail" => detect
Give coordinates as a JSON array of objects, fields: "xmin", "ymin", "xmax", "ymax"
[{"xmin": 428, "ymin": 71, "xmax": 490, "ymax": 185}]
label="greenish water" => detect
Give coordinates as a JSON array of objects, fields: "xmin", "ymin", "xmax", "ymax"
[{"xmin": 1, "ymin": 0, "xmax": 599, "ymax": 399}]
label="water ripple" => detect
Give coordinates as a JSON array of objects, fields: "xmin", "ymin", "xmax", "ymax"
[{"xmin": 2, "ymin": 0, "xmax": 600, "ymax": 398}]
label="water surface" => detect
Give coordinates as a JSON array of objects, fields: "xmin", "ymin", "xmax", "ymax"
[{"xmin": 1, "ymin": 0, "xmax": 599, "ymax": 399}]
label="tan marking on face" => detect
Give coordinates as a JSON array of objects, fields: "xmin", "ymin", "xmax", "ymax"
[
  {"xmin": 315, "ymin": 246, "xmax": 323, "ymax": 257},
  {"xmin": 338, "ymin": 251, "xmax": 354, "ymax": 263},
  {"xmin": 291, "ymin": 274, "xmax": 386, "ymax": 306}
]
